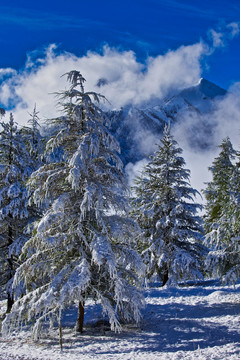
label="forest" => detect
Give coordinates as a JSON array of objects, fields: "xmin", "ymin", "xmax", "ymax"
[{"xmin": 0, "ymin": 70, "xmax": 239, "ymax": 343}]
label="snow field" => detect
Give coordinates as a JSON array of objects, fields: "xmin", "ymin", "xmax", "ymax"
[{"xmin": 0, "ymin": 281, "xmax": 240, "ymax": 360}]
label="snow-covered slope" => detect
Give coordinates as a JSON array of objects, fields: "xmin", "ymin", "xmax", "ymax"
[
  {"xmin": 178, "ymin": 78, "xmax": 226, "ymax": 113},
  {"xmin": 109, "ymin": 78, "xmax": 227, "ymax": 164},
  {"xmin": 142, "ymin": 78, "xmax": 227, "ymax": 122}
]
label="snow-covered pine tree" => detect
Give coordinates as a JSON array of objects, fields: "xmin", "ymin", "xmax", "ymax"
[
  {"xmin": 203, "ymin": 138, "xmax": 240, "ymax": 283},
  {"xmin": 203, "ymin": 137, "xmax": 235, "ymax": 234},
  {"xmin": 25, "ymin": 104, "xmax": 44, "ymax": 168},
  {"xmin": 18, "ymin": 105, "xmax": 44, "ymax": 180},
  {"xmin": 3, "ymin": 71, "xmax": 144, "ymax": 338},
  {"xmin": 0, "ymin": 113, "xmax": 33, "ymax": 312},
  {"xmin": 132, "ymin": 125, "xmax": 204, "ymax": 286}
]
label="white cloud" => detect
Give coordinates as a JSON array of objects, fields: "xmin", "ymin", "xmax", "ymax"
[
  {"xmin": 125, "ymin": 159, "xmax": 149, "ymax": 189},
  {"xmin": 0, "ymin": 41, "xmax": 207, "ymax": 126},
  {"xmin": 0, "ymin": 68, "xmax": 17, "ymax": 78},
  {"xmin": 208, "ymin": 22, "xmax": 240, "ymax": 49},
  {"xmin": 212, "ymin": 91, "xmax": 240, "ymax": 148},
  {"xmin": 172, "ymin": 89, "xmax": 240, "ymax": 201},
  {"xmin": 209, "ymin": 29, "xmax": 225, "ymax": 48},
  {"xmin": 227, "ymin": 22, "xmax": 240, "ymax": 38},
  {"xmin": 0, "ymin": 25, "xmax": 239, "ymax": 199},
  {"xmin": 2, "ymin": 23, "xmax": 236, "ymax": 125}
]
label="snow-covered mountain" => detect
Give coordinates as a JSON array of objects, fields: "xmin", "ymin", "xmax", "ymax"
[{"xmin": 109, "ymin": 78, "xmax": 227, "ymax": 164}]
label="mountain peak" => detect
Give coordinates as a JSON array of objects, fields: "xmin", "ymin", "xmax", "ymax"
[
  {"xmin": 175, "ymin": 78, "xmax": 227, "ymax": 114},
  {"xmin": 197, "ymin": 78, "xmax": 227, "ymax": 98},
  {"xmin": 109, "ymin": 78, "xmax": 229, "ymax": 164}
]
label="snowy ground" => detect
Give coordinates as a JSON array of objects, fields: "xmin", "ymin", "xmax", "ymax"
[{"xmin": 0, "ymin": 280, "xmax": 240, "ymax": 360}]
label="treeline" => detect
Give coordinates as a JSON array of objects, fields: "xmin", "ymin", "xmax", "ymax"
[{"xmin": 0, "ymin": 71, "xmax": 239, "ymax": 339}]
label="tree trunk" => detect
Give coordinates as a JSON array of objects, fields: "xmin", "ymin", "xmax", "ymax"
[
  {"xmin": 162, "ymin": 269, "xmax": 169, "ymax": 287},
  {"xmin": 76, "ymin": 301, "xmax": 85, "ymax": 333},
  {"xmin": 6, "ymin": 292, "xmax": 14, "ymax": 313},
  {"xmin": 6, "ymin": 221, "xmax": 14, "ymax": 313},
  {"xmin": 59, "ymin": 319, "xmax": 63, "ymax": 351}
]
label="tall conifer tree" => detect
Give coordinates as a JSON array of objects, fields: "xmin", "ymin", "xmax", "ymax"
[
  {"xmin": 26, "ymin": 105, "xmax": 43, "ymax": 168},
  {"xmin": 3, "ymin": 71, "xmax": 144, "ymax": 337},
  {"xmin": 132, "ymin": 125, "xmax": 204, "ymax": 286},
  {"xmin": 204, "ymin": 137, "xmax": 235, "ymax": 233},
  {"xmin": 0, "ymin": 113, "xmax": 33, "ymax": 312},
  {"xmin": 203, "ymin": 138, "xmax": 240, "ymax": 283}
]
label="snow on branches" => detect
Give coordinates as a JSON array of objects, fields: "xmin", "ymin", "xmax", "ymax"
[
  {"xmin": 132, "ymin": 125, "xmax": 205, "ymax": 286},
  {"xmin": 3, "ymin": 71, "xmax": 144, "ymax": 338}
]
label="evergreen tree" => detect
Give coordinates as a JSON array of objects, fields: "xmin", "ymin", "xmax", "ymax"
[
  {"xmin": 204, "ymin": 139, "xmax": 240, "ymax": 283},
  {"xmin": 18, "ymin": 105, "xmax": 44, "ymax": 171},
  {"xmin": 3, "ymin": 71, "xmax": 144, "ymax": 338},
  {"xmin": 26, "ymin": 105, "xmax": 44, "ymax": 168},
  {"xmin": 0, "ymin": 113, "xmax": 33, "ymax": 312},
  {"xmin": 132, "ymin": 125, "xmax": 204, "ymax": 286},
  {"xmin": 204, "ymin": 137, "xmax": 235, "ymax": 234}
]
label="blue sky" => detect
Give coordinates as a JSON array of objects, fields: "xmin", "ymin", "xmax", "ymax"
[{"xmin": 0, "ymin": 0, "xmax": 239, "ymax": 89}]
